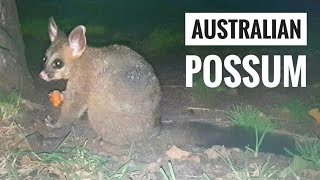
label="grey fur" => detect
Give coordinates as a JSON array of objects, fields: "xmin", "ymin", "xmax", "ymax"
[{"xmin": 43, "ymin": 20, "xmax": 161, "ymax": 145}]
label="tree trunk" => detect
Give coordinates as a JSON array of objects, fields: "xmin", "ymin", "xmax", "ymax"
[{"xmin": 0, "ymin": 0, "xmax": 34, "ymax": 97}]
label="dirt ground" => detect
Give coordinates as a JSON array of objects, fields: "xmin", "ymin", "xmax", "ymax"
[{"xmin": 10, "ymin": 54, "xmax": 319, "ymax": 179}]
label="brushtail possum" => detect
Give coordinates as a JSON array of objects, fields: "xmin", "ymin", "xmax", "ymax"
[
  {"xmin": 40, "ymin": 17, "xmax": 161, "ymax": 145},
  {"xmin": 40, "ymin": 18, "xmax": 296, "ymax": 154}
]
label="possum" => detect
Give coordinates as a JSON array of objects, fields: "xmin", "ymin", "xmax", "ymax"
[{"xmin": 39, "ymin": 17, "xmax": 296, "ymax": 154}]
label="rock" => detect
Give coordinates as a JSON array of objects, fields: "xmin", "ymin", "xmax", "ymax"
[
  {"xmin": 166, "ymin": 145, "xmax": 190, "ymax": 160},
  {"xmin": 230, "ymin": 147, "xmax": 242, "ymax": 153},
  {"xmin": 187, "ymin": 154, "xmax": 201, "ymax": 163},
  {"xmin": 205, "ymin": 146, "xmax": 228, "ymax": 160}
]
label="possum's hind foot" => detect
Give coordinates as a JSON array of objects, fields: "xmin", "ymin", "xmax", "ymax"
[{"xmin": 44, "ymin": 115, "xmax": 62, "ymax": 128}]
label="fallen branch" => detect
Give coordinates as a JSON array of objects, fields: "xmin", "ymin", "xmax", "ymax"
[{"xmin": 186, "ymin": 107, "xmax": 211, "ymax": 111}]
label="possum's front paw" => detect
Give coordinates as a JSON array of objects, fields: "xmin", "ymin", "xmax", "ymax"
[
  {"xmin": 49, "ymin": 90, "xmax": 64, "ymax": 108},
  {"xmin": 44, "ymin": 115, "xmax": 62, "ymax": 128}
]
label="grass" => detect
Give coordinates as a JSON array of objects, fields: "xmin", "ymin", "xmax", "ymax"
[
  {"xmin": 278, "ymin": 99, "xmax": 310, "ymax": 122},
  {"xmin": 158, "ymin": 130, "xmax": 299, "ymax": 179},
  {"xmin": 160, "ymin": 161, "xmax": 176, "ymax": 180},
  {"xmin": 214, "ymin": 146, "xmax": 291, "ymax": 180},
  {"xmin": 285, "ymin": 139, "xmax": 320, "ymax": 171},
  {"xmin": 0, "ymin": 91, "xmax": 21, "ymax": 120},
  {"xmin": 199, "ymin": 139, "xmax": 320, "ymax": 179},
  {"xmin": 159, "ymin": 161, "xmax": 216, "ymax": 180},
  {"xmin": 227, "ymin": 105, "xmax": 277, "ymax": 133},
  {"xmin": 246, "ymin": 124, "xmax": 272, "ymax": 158},
  {"xmin": 0, "ymin": 120, "xmax": 137, "ymax": 179}
]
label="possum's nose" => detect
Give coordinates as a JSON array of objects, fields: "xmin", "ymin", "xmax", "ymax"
[{"xmin": 39, "ymin": 71, "xmax": 50, "ymax": 81}]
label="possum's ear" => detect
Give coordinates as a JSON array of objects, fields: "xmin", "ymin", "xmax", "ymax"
[
  {"xmin": 48, "ymin": 17, "xmax": 58, "ymax": 42},
  {"xmin": 68, "ymin": 25, "xmax": 87, "ymax": 57}
]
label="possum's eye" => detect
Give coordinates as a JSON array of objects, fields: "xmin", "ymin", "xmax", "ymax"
[
  {"xmin": 52, "ymin": 59, "xmax": 64, "ymax": 69},
  {"xmin": 43, "ymin": 56, "xmax": 47, "ymax": 62}
]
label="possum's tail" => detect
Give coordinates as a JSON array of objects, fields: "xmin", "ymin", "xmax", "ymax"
[{"xmin": 159, "ymin": 122, "xmax": 296, "ymax": 155}]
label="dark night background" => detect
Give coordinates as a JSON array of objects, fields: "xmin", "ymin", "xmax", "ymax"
[{"xmin": 16, "ymin": 0, "xmax": 320, "ymax": 79}]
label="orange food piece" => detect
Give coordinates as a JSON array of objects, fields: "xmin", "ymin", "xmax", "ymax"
[
  {"xmin": 308, "ymin": 108, "xmax": 320, "ymax": 124},
  {"xmin": 49, "ymin": 90, "xmax": 64, "ymax": 108}
]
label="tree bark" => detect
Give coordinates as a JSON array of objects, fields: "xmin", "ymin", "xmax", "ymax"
[{"xmin": 0, "ymin": 0, "xmax": 34, "ymax": 97}]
